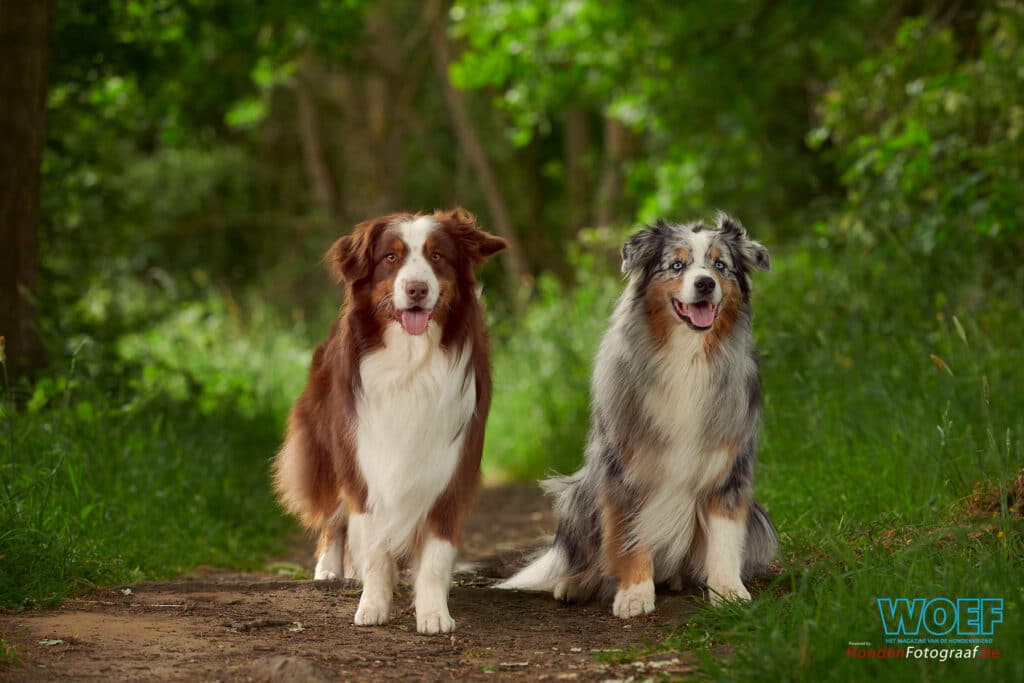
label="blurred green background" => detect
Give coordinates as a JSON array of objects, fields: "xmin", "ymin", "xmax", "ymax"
[{"xmin": 1, "ymin": 1, "xmax": 1022, "ymax": 679}]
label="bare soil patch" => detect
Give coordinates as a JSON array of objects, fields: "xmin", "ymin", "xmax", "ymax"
[{"xmin": 2, "ymin": 483, "xmax": 701, "ymax": 681}]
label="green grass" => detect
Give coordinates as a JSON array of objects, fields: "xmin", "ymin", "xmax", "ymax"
[
  {"xmin": 0, "ymin": 295, "xmax": 307, "ymax": 608},
  {"xmin": 0, "ymin": 635, "xmax": 21, "ymax": 669}
]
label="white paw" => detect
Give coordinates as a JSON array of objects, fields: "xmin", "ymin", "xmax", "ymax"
[
  {"xmin": 416, "ymin": 609, "xmax": 456, "ymax": 634},
  {"xmin": 314, "ymin": 553, "xmax": 342, "ymax": 581},
  {"xmin": 354, "ymin": 598, "xmax": 390, "ymax": 626},
  {"xmin": 553, "ymin": 580, "xmax": 581, "ymax": 602},
  {"xmin": 612, "ymin": 580, "xmax": 656, "ymax": 619},
  {"xmin": 707, "ymin": 581, "xmax": 751, "ymax": 606}
]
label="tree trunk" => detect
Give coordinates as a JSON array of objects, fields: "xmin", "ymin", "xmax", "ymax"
[
  {"xmin": 295, "ymin": 60, "xmax": 342, "ymax": 227},
  {"xmin": 425, "ymin": 0, "xmax": 529, "ymax": 295},
  {"xmin": 564, "ymin": 106, "xmax": 590, "ymax": 233},
  {"xmin": 319, "ymin": 5, "xmax": 429, "ymax": 224},
  {"xmin": 0, "ymin": 0, "xmax": 52, "ymax": 384},
  {"xmin": 594, "ymin": 115, "xmax": 635, "ymax": 228}
]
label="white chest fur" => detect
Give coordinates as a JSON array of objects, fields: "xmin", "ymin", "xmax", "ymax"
[
  {"xmin": 354, "ymin": 322, "xmax": 475, "ymax": 552},
  {"xmin": 628, "ymin": 332, "xmax": 746, "ymax": 580}
]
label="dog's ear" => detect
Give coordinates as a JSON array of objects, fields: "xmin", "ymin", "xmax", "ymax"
[
  {"xmin": 621, "ymin": 220, "xmax": 669, "ymax": 274},
  {"xmin": 326, "ymin": 218, "xmax": 388, "ymax": 283},
  {"xmin": 718, "ymin": 213, "xmax": 770, "ymax": 272},
  {"xmin": 440, "ymin": 207, "xmax": 507, "ymax": 264}
]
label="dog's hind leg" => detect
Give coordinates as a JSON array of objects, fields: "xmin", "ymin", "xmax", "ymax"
[
  {"xmin": 314, "ymin": 505, "xmax": 348, "ymax": 581},
  {"xmin": 553, "ymin": 572, "xmax": 600, "ymax": 603}
]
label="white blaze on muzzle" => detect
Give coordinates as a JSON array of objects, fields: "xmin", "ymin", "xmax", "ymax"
[
  {"xmin": 674, "ymin": 231, "xmax": 723, "ymax": 329},
  {"xmin": 679, "ymin": 231, "xmax": 723, "ymax": 306},
  {"xmin": 393, "ymin": 216, "xmax": 440, "ymax": 335}
]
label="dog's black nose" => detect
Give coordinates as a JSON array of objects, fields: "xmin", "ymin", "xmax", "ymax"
[
  {"xmin": 406, "ymin": 281, "xmax": 429, "ymax": 302},
  {"xmin": 695, "ymin": 276, "xmax": 716, "ymax": 295}
]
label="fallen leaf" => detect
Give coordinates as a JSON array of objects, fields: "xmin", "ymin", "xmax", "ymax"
[{"xmin": 39, "ymin": 639, "xmax": 65, "ymax": 647}]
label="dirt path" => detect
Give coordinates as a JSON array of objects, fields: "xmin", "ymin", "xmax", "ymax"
[{"xmin": 2, "ymin": 484, "xmax": 701, "ymax": 681}]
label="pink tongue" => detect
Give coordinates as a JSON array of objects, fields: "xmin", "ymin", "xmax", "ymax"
[
  {"xmin": 400, "ymin": 309, "xmax": 430, "ymax": 335},
  {"xmin": 688, "ymin": 303, "xmax": 716, "ymax": 328}
]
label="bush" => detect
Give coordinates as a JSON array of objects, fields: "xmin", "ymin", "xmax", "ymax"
[
  {"xmin": 812, "ymin": 5, "xmax": 1024, "ymax": 260},
  {"xmin": 0, "ymin": 294, "xmax": 307, "ymax": 607}
]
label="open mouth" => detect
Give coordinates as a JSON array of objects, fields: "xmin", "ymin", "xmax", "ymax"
[
  {"xmin": 398, "ymin": 306, "xmax": 433, "ymax": 335},
  {"xmin": 671, "ymin": 298, "xmax": 717, "ymax": 331}
]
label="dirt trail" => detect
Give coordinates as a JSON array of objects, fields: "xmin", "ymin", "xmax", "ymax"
[{"xmin": 2, "ymin": 483, "xmax": 701, "ymax": 681}]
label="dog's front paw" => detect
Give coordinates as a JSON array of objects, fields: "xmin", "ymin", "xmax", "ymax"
[
  {"xmin": 612, "ymin": 580, "xmax": 656, "ymax": 619},
  {"xmin": 707, "ymin": 581, "xmax": 751, "ymax": 606},
  {"xmin": 416, "ymin": 609, "xmax": 456, "ymax": 634},
  {"xmin": 314, "ymin": 568, "xmax": 338, "ymax": 581},
  {"xmin": 354, "ymin": 599, "xmax": 390, "ymax": 626}
]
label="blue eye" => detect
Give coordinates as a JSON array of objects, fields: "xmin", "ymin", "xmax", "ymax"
[
  {"xmin": 671, "ymin": 260, "xmax": 684, "ymax": 272},
  {"xmin": 714, "ymin": 259, "xmax": 727, "ymax": 272}
]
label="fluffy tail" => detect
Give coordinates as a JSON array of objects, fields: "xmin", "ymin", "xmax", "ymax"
[
  {"xmin": 496, "ymin": 546, "xmax": 567, "ymax": 592},
  {"xmin": 497, "ymin": 472, "xmax": 588, "ymax": 592},
  {"xmin": 742, "ymin": 500, "xmax": 779, "ymax": 579},
  {"xmin": 272, "ymin": 425, "xmax": 339, "ymax": 531}
]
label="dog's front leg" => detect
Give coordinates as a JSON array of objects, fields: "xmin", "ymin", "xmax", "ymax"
[
  {"xmin": 348, "ymin": 512, "xmax": 394, "ymax": 626},
  {"xmin": 602, "ymin": 492, "xmax": 655, "ymax": 618},
  {"xmin": 703, "ymin": 499, "xmax": 752, "ymax": 605},
  {"xmin": 412, "ymin": 533, "xmax": 457, "ymax": 634}
]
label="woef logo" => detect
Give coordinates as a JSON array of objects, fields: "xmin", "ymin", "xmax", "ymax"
[
  {"xmin": 877, "ymin": 598, "xmax": 1003, "ymax": 637},
  {"xmin": 844, "ymin": 597, "xmax": 1005, "ymax": 661}
]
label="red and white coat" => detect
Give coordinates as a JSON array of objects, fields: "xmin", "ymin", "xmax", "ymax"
[{"xmin": 273, "ymin": 208, "xmax": 506, "ymax": 634}]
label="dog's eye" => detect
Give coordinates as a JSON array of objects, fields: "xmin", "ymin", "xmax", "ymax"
[
  {"xmin": 384, "ymin": 253, "xmax": 398, "ymax": 263},
  {"xmin": 671, "ymin": 260, "xmax": 684, "ymax": 272},
  {"xmin": 431, "ymin": 251, "xmax": 442, "ymax": 262},
  {"xmin": 714, "ymin": 259, "xmax": 727, "ymax": 272}
]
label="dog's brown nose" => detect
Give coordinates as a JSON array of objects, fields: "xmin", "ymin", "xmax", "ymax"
[
  {"xmin": 695, "ymin": 276, "xmax": 716, "ymax": 295},
  {"xmin": 406, "ymin": 281, "xmax": 429, "ymax": 303}
]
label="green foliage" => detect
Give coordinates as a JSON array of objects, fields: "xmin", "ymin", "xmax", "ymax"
[
  {"xmin": 451, "ymin": 0, "xmax": 889, "ymax": 232},
  {"xmin": 114, "ymin": 294, "xmax": 309, "ymax": 417},
  {"xmin": 0, "ymin": 636, "xmax": 21, "ymax": 669},
  {"xmin": 0, "ymin": 296, "xmax": 304, "ymax": 608},
  {"xmin": 485, "ymin": 236, "xmax": 622, "ymax": 478},
  {"xmin": 813, "ymin": 4, "xmax": 1024, "ymax": 255},
  {"xmin": 41, "ymin": 0, "xmax": 368, "ymax": 371}
]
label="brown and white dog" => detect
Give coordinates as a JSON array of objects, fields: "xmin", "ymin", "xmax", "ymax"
[{"xmin": 273, "ymin": 208, "xmax": 506, "ymax": 634}]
